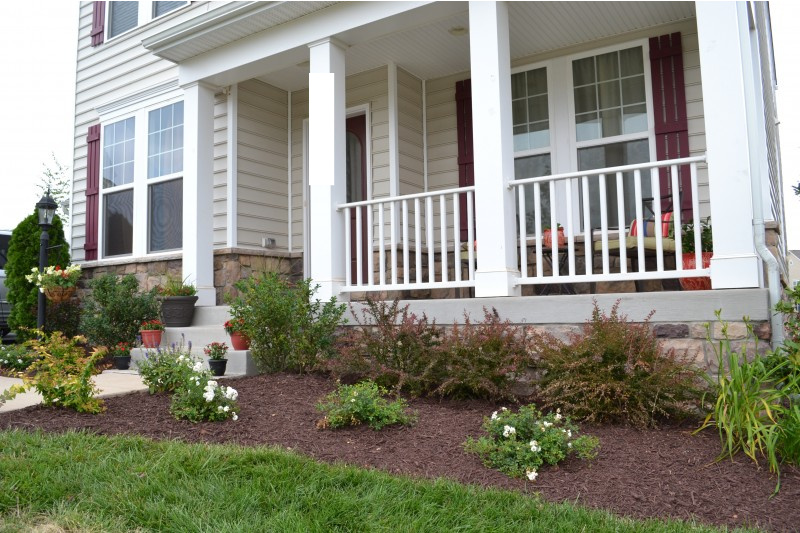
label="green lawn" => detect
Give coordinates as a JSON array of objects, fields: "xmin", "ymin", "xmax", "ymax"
[{"xmin": 0, "ymin": 430, "xmax": 741, "ymax": 532}]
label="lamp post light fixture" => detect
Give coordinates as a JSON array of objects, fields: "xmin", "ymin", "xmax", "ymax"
[{"xmin": 36, "ymin": 189, "xmax": 58, "ymax": 329}]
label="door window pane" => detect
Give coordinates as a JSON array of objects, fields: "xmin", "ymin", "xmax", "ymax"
[
  {"xmin": 579, "ymin": 139, "xmax": 651, "ymax": 229},
  {"xmin": 346, "ymin": 132, "xmax": 363, "ymax": 203},
  {"xmin": 148, "ymin": 102, "xmax": 184, "ymax": 178},
  {"xmin": 104, "ymin": 190, "xmax": 133, "ymax": 257},
  {"xmin": 149, "ymin": 179, "xmax": 183, "ymax": 252},
  {"xmin": 103, "ymin": 117, "xmax": 135, "ymax": 188}
]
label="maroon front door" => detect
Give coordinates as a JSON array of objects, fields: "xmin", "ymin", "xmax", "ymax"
[{"xmin": 346, "ymin": 115, "xmax": 368, "ymax": 283}]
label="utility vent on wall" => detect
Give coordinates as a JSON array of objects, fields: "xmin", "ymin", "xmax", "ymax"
[{"xmin": 261, "ymin": 237, "xmax": 276, "ymax": 249}]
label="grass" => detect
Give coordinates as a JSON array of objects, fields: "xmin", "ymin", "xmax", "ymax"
[{"xmin": 0, "ymin": 430, "xmax": 745, "ymax": 533}]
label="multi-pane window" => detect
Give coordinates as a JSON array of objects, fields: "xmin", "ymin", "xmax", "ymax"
[
  {"xmin": 108, "ymin": 1, "xmax": 138, "ymax": 38},
  {"xmin": 102, "ymin": 117, "xmax": 135, "ymax": 188},
  {"xmin": 104, "ymin": 190, "xmax": 134, "ymax": 257},
  {"xmin": 512, "ymin": 67, "xmax": 551, "ymax": 233},
  {"xmin": 153, "ymin": 1, "xmax": 186, "ymax": 17},
  {"xmin": 573, "ymin": 47, "xmax": 647, "ymax": 142},
  {"xmin": 148, "ymin": 102, "xmax": 184, "ymax": 252}
]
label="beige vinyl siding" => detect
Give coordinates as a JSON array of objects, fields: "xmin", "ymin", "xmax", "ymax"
[
  {"xmin": 397, "ymin": 67, "xmax": 424, "ymax": 196},
  {"xmin": 289, "ymin": 66, "xmax": 390, "ymax": 253},
  {"xmin": 71, "ymin": 1, "xmax": 211, "ymax": 261},
  {"xmin": 236, "ymin": 80, "xmax": 289, "ymax": 250},
  {"xmin": 213, "ymin": 93, "xmax": 228, "ymax": 247}
]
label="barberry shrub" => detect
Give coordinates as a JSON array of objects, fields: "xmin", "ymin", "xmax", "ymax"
[
  {"xmin": 316, "ymin": 380, "xmax": 416, "ymax": 430},
  {"xmin": 17, "ymin": 332, "xmax": 105, "ymax": 413},
  {"xmin": 530, "ymin": 300, "xmax": 706, "ymax": 428},
  {"xmin": 228, "ymin": 273, "xmax": 346, "ymax": 373},
  {"xmin": 330, "ymin": 299, "xmax": 442, "ymax": 395},
  {"xmin": 464, "ymin": 405, "xmax": 599, "ymax": 481},
  {"xmin": 432, "ymin": 308, "xmax": 531, "ymax": 400}
]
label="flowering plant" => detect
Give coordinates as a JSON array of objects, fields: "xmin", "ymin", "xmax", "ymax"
[
  {"xmin": 136, "ymin": 341, "xmax": 196, "ymax": 393},
  {"xmin": 204, "ymin": 342, "xmax": 229, "ymax": 360},
  {"xmin": 223, "ymin": 318, "xmax": 246, "ymax": 335},
  {"xmin": 170, "ymin": 376, "xmax": 240, "ymax": 422},
  {"xmin": 316, "ymin": 380, "xmax": 416, "ymax": 430},
  {"xmin": 108, "ymin": 342, "xmax": 131, "ymax": 358},
  {"xmin": 25, "ymin": 264, "xmax": 82, "ymax": 291},
  {"xmin": 464, "ymin": 405, "xmax": 599, "ymax": 481},
  {"xmin": 140, "ymin": 319, "xmax": 165, "ymax": 332}
]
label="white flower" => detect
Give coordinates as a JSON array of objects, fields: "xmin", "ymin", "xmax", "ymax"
[
  {"xmin": 500, "ymin": 407, "xmax": 508, "ymax": 412},
  {"xmin": 502, "ymin": 425, "xmax": 516, "ymax": 438},
  {"xmin": 554, "ymin": 412, "xmax": 562, "ymax": 421},
  {"xmin": 542, "ymin": 421, "xmax": 552, "ymax": 428},
  {"xmin": 232, "ymin": 413, "xmax": 238, "ymax": 421},
  {"xmin": 567, "ymin": 430, "xmax": 572, "ymax": 438},
  {"xmin": 223, "ymin": 405, "xmax": 230, "ymax": 412},
  {"xmin": 207, "ymin": 380, "xmax": 218, "ymax": 388},
  {"xmin": 350, "ymin": 398, "xmax": 356, "ymax": 403},
  {"xmin": 192, "ymin": 362, "xmax": 204, "ymax": 372},
  {"xmin": 526, "ymin": 470, "xmax": 538, "ymax": 481},
  {"xmin": 490, "ymin": 411, "xmax": 499, "ymax": 420},
  {"xmin": 203, "ymin": 391, "xmax": 215, "ymax": 402},
  {"xmin": 217, "ymin": 406, "xmax": 224, "ymax": 412},
  {"xmin": 567, "ymin": 442, "xmax": 572, "ymax": 449},
  {"xmin": 529, "ymin": 440, "xmax": 541, "ymax": 453},
  {"xmin": 224, "ymin": 387, "xmax": 238, "ymax": 401}
]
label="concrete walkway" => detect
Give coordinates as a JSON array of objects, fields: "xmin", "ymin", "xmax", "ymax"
[{"xmin": 0, "ymin": 370, "xmax": 148, "ymax": 413}]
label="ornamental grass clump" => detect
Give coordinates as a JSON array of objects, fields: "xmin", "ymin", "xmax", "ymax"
[
  {"xmin": 330, "ymin": 299, "xmax": 442, "ymax": 396},
  {"xmin": 316, "ymin": 380, "xmax": 416, "ymax": 430},
  {"xmin": 530, "ymin": 300, "xmax": 706, "ymax": 428},
  {"xmin": 464, "ymin": 405, "xmax": 598, "ymax": 481}
]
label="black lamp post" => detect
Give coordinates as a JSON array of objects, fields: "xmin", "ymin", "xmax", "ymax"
[{"xmin": 36, "ymin": 189, "xmax": 58, "ymax": 329}]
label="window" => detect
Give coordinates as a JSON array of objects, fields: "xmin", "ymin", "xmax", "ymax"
[
  {"xmin": 147, "ymin": 102, "xmax": 184, "ymax": 252},
  {"xmin": 511, "ymin": 67, "xmax": 552, "ymax": 233},
  {"xmin": 108, "ymin": 1, "xmax": 138, "ymax": 38},
  {"xmin": 153, "ymin": 1, "xmax": 185, "ymax": 18},
  {"xmin": 102, "ymin": 117, "xmax": 135, "ymax": 256},
  {"xmin": 99, "ymin": 100, "xmax": 184, "ymax": 258}
]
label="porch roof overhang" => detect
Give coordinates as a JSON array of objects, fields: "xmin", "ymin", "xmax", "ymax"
[{"xmin": 144, "ymin": 1, "xmax": 696, "ymax": 91}]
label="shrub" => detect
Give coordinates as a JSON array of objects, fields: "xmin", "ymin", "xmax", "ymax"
[
  {"xmin": 5, "ymin": 212, "xmax": 70, "ymax": 340},
  {"xmin": 330, "ymin": 299, "xmax": 442, "ymax": 395},
  {"xmin": 136, "ymin": 341, "xmax": 199, "ymax": 394},
  {"xmin": 8, "ymin": 331, "xmax": 105, "ymax": 413},
  {"xmin": 464, "ymin": 405, "xmax": 599, "ymax": 480},
  {"xmin": 0, "ymin": 343, "xmax": 38, "ymax": 374},
  {"xmin": 170, "ymin": 376, "xmax": 239, "ymax": 423},
  {"xmin": 432, "ymin": 308, "xmax": 532, "ymax": 400},
  {"xmin": 316, "ymin": 381, "xmax": 416, "ymax": 430},
  {"xmin": 530, "ymin": 300, "xmax": 706, "ymax": 428},
  {"xmin": 80, "ymin": 274, "xmax": 161, "ymax": 349},
  {"xmin": 228, "ymin": 273, "xmax": 346, "ymax": 373},
  {"xmin": 45, "ymin": 299, "xmax": 81, "ymax": 338},
  {"xmin": 775, "ymin": 282, "xmax": 800, "ymax": 343}
]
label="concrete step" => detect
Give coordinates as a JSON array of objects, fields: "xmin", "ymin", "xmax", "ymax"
[
  {"xmin": 191, "ymin": 305, "xmax": 234, "ymax": 326},
  {"xmin": 162, "ymin": 326, "xmax": 229, "ymax": 350},
  {"xmin": 130, "ymin": 347, "xmax": 258, "ymax": 376}
]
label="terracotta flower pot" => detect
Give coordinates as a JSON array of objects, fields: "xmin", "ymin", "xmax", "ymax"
[
  {"xmin": 229, "ymin": 331, "xmax": 250, "ymax": 351},
  {"xmin": 44, "ymin": 286, "xmax": 76, "ymax": 303},
  {"xmin": 680, "ymin": 252, "xmax": 713, "ymax": 291},
  {"xmin": 140, "ymin": 329, "xmax": 163, "ymax": 349},
  {"xmin": 543, "ymin": 228, "xmax": 566, "ymax": 248}
]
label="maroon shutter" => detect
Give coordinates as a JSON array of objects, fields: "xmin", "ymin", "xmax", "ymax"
[
  {"xmin": 649, "ymin": 32, "xmax": 691, "ymax": 219},
  {"xmin": 455, "ymin": 79, "xmax": 474, "ymax": 241},
  {"xmin": 91, "ymin": 1, "xmax": 106, "ymax": 46},
  {"xmin": 84, "ymin": 125, "xmax": 101, "ymax": 260}
]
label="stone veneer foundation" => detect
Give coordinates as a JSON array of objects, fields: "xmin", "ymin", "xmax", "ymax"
[{"xmin": 79, "ymin": 248, "xmax": 303, "ymax": 305}]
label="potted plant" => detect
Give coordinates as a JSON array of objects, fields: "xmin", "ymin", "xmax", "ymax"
[
  {"xmin": 678, "ymin": 217, "xmax": 713, "ymax": 290},
  {"xmin": 204, "ymin": 341, "xmax": 229, "ymax": 376},
  {"xmin": 157, "ymin": 275, "xmax": 198, "ymax": 327},
  {"xmin": 224, "ymin": 317, "xmax": 250, "ymax": 350},
  {"xmin": 139, "ymin": 319, "xmax": 165, "ymax": 348},
  {"xmin": 25, "ymin": 264, "xmax": 82, "ymax": 303},
  {"xmin": 109, "ymin": 341, "xmax": 132, "ymax": 370},
  {"xmin": 542, "ymin": 223, "xmax": 565, "ymax": 248}
]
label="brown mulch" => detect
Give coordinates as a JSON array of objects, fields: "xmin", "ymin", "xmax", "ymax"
[{"xmin": 2, "ymin": 373, "xmax": 798, "ymax": 532}]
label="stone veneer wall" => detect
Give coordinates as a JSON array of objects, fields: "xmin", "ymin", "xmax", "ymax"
[{"xmin": 79, "ymin": 249, "xmax": 303, "ymax": 305}]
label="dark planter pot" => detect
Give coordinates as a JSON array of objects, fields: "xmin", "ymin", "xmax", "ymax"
[
  {"xmin": 160, "ymin": 296, "xmax": 199, "ymax": 327},
  {"xmin": 208, "ymin": 358, "xmax": 227, "ymax": 376},
  {"xmin": 113, "ymin": 355, "xmax": 131, "ymax": 370}
]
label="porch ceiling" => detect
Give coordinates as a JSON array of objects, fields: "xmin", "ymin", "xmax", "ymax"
[{"xmin": 257, "ymin": 1, "xmax": 696, "ymax": 91}]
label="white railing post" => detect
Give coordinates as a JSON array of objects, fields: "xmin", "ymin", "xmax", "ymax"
[{"xmin": 468, "ymin": 1, "xmax": 521, "ymax": 297}]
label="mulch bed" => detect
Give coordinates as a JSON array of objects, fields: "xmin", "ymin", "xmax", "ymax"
[{"xmin": 2, "ymin": 372, "xmax": 798, "ymax": 532}]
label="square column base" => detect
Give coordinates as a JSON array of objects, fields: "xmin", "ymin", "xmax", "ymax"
[
  {"xmin": 474, "ymin": 270, "xmax": 521, "ymax": 298},
  {"xmin": 710, "ymin": 255, "xmax": 760, "ymax": 289},
  {"xmin": 196, "ymin": 287, "xmax": 216, "ymax": 307},
  {"xmin": 315, "ymin": 280, "xmax": 350, "ymax": 303}
]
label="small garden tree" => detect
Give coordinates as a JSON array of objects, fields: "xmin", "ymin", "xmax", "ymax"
[{"xmin": 5, "ymin": 211, "xmax": 70, "ymax": 340}]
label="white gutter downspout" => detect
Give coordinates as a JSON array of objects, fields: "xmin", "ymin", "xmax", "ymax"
[{"xmin": 751, "ymin": 176, "xmax": 783, "ymax": 347}]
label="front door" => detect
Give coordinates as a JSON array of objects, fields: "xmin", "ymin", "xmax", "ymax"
[{"xmin": 346, "ymin": 115, "xmax": 368, "ymax": 284}]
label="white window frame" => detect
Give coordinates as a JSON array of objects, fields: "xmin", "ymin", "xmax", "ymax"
[
  {"xmin": 512, "ymin": 38, "xmax": 658, "ymax": 233},
  {"xmin": 106, "ymin": 1, "xmax": 188, "ymax": 42},
  {"xmin": 98, "ymin": 94, "xmax": 185, "ymax": 260}
]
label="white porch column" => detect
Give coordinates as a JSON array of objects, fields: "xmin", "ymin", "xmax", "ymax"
[
  {"xmin": 182, "ymin": 81, "xmax": 216, "ymax": 305},
  {"xmin": 468, "ymin": 1, "xmax": 520, "ymax": 297},
  {"xmin": 696, "ymin": 2, "xmax": 761, "ymax": 288},
  {"xmin": 308, "ymin": 38, "xmax": 349, "ymax": 302}
]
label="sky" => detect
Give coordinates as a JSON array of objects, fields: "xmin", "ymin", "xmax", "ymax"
[{"xmin": 0, "ymin": 1, "xmax": 798, "ymax": 249}]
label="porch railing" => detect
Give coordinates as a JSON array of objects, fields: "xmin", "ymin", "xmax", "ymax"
[
  {"xmin": 508, "ymin": 155, "xmax": 709, "ymax": 286},
  {"xmin": 337, "ymin": 186, "xmax": 476, "ymax": 292}
]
